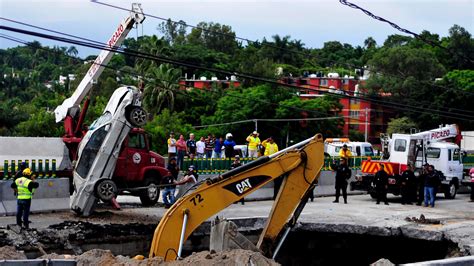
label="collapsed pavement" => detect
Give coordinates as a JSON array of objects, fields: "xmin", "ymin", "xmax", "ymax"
[{"xmin": 0, "ymin": 194, "xmax": 473, "ymax": 264}]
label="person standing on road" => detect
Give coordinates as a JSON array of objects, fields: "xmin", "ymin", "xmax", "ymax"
[
  {"xmin": 400, "ymin": 164, "xmax": 415, "ymax": 205},
  {"xmin": 162, "ymin": 157, "xmax": 178, "ymax": 208},
  {"xmin": 213, "ymin": 137, "xmax": 224, "ymax": 158},
  {"xmin": 167, "ymin": 132, "xmax": 177, "ymax": 159},
  {"xmin": 263, "ymin": 137, "xmax": 279, "ymax": 156},
  {"xmin": 205, "ymin": 134, "xmax": 215, "ymax": 159},
  {"xmin": 416, "ymin": 163, "xmax": 429, "ymax": 206},
  {"xmin": 11, "ymin": 168, "xmax": 39, "ymax": 229},
  {"xmin": 176, "ymin": 134, "xmax": 187, "ymax": 169},
  {"xmin": 224, "ymin": 133, "xmax": 236, "ymax": 159},
  {"xmin": 339, "ymin": 144, "xmax": 352, "ymax": 160},
  {"xmin": 373, "ymin": 164, "xmax": 389, "ymax": 205},
  {"xmin": 186, "ymin": 133, "xmax": 197, "ymax": 160},
  {"xmin": 332, "ymin": 158, "xmax": 351, "ymax": 204},
  {"xmin": 14, "ymin": 162, "xmax": 28, "ymax": 180},
  {"xmin": 424, "ymin": 165, "xmax": 440, "ymax": 208},
  {"xmin": 196, "ymin": 136, "xmax": 206, "ymax": 158},
  {"xmin": 246, "ymin": 131, "xmax": 261, "ymax": 158},
  {"xmin": 470, "ymin": 168, "xmax": 474, "ymax": 202}
]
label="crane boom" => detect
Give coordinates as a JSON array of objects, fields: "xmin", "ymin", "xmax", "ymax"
[
  {"xmin": 411, "ymin": 124, "xmax": 459, "ymax": 142},
  {"xmin": 54, "ymin": 3, "xmax": 145, "ymax": 123}
]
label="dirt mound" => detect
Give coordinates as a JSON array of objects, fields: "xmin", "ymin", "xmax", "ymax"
[
  {"xmin": 171, "ymin": 249, "xmax": 279, "ymax": 266},
  {"xmin": 0, "ymin": 246, "xmax": 28, "ymax": 260},
  {"xmin": 37, "ymin": 248, "xmax": 278, "ymax": 266}
]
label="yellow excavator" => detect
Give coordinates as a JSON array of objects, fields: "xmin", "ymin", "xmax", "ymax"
[{"xmin": 149, "ymin": 134, "xmax": 325, "ymax": 261}]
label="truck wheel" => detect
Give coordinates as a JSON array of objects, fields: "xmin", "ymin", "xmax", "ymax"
[
  {"xmin": 126, "ymin": 106, "xmax": 147, "ymax": 127},
  {"xmin": 140, "ymin": 177, "xmax": 160, "ymax": 207},
  {"xmin": 444, "ymin": 183, "xmax": 457, "ymax": 199},
  {"xmin": 95, "ymin": 179, "xmax": 118, "ymax": 202}
]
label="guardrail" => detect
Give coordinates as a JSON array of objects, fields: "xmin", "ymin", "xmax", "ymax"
[
  {"xmin": 1, "ymin": 159, "xmax": 57, "ymax": 179},
  {"xmin": 182, "ymin": 156, "xmax": 383, "ymax": 174}
]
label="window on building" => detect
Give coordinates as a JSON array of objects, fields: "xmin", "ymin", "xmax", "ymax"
[
  {"xmin": 349, "ymin": 110, "xmax": 359, "ymax": 118},
  {"xmin": 349, "ymin": 124, "xmax": 359, "ymax": 130},
  {"xmin": 320, "ymin": 79, "xmax": 328, "ymax": 86},
  {"xmin": 394, "ymin": 139, "xmax": 407, "ymax": 152},
  {"xmin": 343, "ymin": 79, "xmax": 349, "ymax": 84}
]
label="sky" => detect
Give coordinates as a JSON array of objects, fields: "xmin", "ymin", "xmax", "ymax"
[{"xmin": 1, "ymin": 0, "xmax": 473, "ymax": 57}]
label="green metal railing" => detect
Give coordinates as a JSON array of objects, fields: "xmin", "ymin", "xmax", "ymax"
[{"xmin": 1, "ymin": 159, "xmax": 57, "ymax": 179}]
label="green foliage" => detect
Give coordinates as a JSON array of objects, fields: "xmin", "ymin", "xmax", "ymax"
[
  {"xmin": 143, "ymin": 109, "xmax": 193, "ymax": 154},
  {"xmin": 386, "ymin": 117, "xmax": 418, "ymax": 136}
]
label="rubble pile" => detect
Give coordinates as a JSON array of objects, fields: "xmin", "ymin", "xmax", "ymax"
[{"xmin": 0, "ymin": 247, "xmax": 279, "ymax": 266}]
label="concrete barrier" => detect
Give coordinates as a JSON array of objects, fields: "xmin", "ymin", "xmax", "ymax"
[{"xmin": 0, "ymin": 178, "xmax": 70, "ymax": 216}]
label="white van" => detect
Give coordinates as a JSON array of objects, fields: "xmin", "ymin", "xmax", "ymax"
[{"xmin": 324, "ymin": 139, "xmax": 374, "ymax": 157}]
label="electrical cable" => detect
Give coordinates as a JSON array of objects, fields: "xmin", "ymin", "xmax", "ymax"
[
  {"xmin": 1, "ymin": 25, "xmax": 472, "ymax": 122},
  {"xmin": 339, "ymin": 0, "xmax": 473, "ymax": 64},
  {"xmin": 89, "ymin": 1, "xmax": 474, "ymax": 99}
]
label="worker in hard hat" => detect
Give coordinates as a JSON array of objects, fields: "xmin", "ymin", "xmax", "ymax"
[
  {"xmin": 10, "ymin": 168, "xmax": 39, "ymax": 229},
  {"xmin": 246, "ymin": 131, "xmax": 261, "ymax": 158}
]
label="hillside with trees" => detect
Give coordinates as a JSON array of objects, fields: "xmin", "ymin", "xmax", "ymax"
[{"xmin": 1, "ymin": 21, "xmax": 473, "ymax": 154}]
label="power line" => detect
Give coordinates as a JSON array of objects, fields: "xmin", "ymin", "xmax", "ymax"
[
  {"xmin": 90, "ymin": 1, "xmax": 474, "ymax": 99},
  {"xmin": 1, "ymin": 24, "xmax": 473, "ymax": 122},
  {"xmin": 193, "ymin": 117, "xmax": 345, "ymax": 129},
  {"xmin": 339, "ymin": 0, "xmax": 473, "ymax": 64},
  {"xmin": 3, "ymin": 15, "xmax": 473, "ymax": 112}
]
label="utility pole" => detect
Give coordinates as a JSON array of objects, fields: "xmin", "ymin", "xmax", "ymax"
[
  {"xmin": 254, "ymin": 119, "xmax": 258, "ymax": 132},
  {"xmin": 364, "ymin": 108, "xmax": 369, "ymax": 142}
]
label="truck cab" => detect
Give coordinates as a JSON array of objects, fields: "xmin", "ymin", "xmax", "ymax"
[
  {"xmin": 352, "ymin": 125, "xmax": 463, "ymax": 199},
  {"xmin": 114, "ymin": 128, "xmax": 169, "ymax": 206}
]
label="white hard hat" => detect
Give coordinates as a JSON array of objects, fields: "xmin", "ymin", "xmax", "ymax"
[
  {"xmin": 252, "ymin": 131, "xmax": 258, "ymax": 135},
  {"xmin": 226, "ymin": 133, "xmax": 233, "ymax": 139}
]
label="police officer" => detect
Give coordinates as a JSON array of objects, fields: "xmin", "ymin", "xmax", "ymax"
[
  {"xmin": 373, "ymin": 164, "xmax": 389, "ymax": 205},
  {"xmin": 332, "ymin": 158, "xmax": 351, "ymax": 204},
  {"xmin": 11, "ymin": 168, "xmax": 39, "ymax": 229},
  {"xmin": 400, "ymin": 164, "xmax": 415, "ymax": 205}
]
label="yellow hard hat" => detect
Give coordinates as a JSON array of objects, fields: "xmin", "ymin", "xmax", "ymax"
[{"xmin": 22, "ymin": 168, "xmax": 32, "ymax": 176}]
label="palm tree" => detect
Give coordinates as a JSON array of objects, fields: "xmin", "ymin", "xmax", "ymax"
[{"xmin": 143, "ymin": 63, "xmax": 182, "ymax": 114}]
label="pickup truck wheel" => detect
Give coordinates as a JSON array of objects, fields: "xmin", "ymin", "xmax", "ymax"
[
  {"xmin": 127, "ymin": 106, "xmax": 147, "ymax": 127},
  {"xmin": 140, "ymin": 177, "xmax": 160, "ymax": 206},
  {"xmin": 444, "ymin": 183, "xmax": 457, "ymax": 199},
  {"xmin": 95, "ymin": 179, "xmax": 118, "ymax": 202}
]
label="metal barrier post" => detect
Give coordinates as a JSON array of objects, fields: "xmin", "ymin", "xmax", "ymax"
[
  {"xmin": 3, "ymin": 160, "xmax": 8, "ymax": 180},
  {"xmin": 38, "ymin": 159, "xmax": 43, "ymax": 178},
  {"xmin": 45, "ymin": 159, "xmax": 50, "ymax": 178},
  {"xmin": 25, "ymin": 159, "xmax": 29, "ymax": 168},
  {"xmin": 52, "ymin": 159, "xmax": 57, "ymax": 178},
  {"xmin": 31, "ymin": 159, "xmax": 36, "ymax": 173},
  {"xmin": 11, "ymin": 160, "xmax": 16, "ymax": 179}
]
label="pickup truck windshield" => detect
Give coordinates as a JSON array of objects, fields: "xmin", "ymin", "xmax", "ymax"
[{"xmin": 76, "ymin": 124, "xmax": 109, "ymax": 178}]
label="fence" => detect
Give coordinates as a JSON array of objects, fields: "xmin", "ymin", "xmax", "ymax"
[
  {"xmin": 182, "ymin": 156, "xmax": 382, "ymax": 174},
  {"xmin": 1, "ymin": 159, "xmax": 57, "ymax": 179}
]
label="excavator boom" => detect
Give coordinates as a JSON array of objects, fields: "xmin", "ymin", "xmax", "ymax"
[{"xmin": 149, "ymin": 134, "xmax": 325, "ymax": 261}]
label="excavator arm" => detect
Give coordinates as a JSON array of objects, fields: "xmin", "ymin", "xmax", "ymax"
[{"xmin": 149, "ymin": 134, "xmax": 324, "ymax": 261}]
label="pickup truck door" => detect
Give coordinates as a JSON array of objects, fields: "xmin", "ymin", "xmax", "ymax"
[{"xmin": 121, "ymin": 132, "xmax": 149, "ymax": 182}]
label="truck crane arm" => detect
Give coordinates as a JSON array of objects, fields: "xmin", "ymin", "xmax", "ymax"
[
  {"xmin": 54, "ymin": 3, "xmax": 145, "ymax": 123},
  {"xmin": 149, "ymin": 134, "xmax": 325, "ymax": 261}
]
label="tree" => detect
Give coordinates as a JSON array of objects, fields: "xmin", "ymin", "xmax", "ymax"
[
  {"xmin": 158, "ymin": 19, "xmax": 187, "ymax": 45},
  {"xmin": 187, "ymin": 22, "xmax": 238, "ymax": 55},
  {"xmin": 445, "ymin": 25, "xmax": 474, "ymax": 70},
  {"xmin": 143, "ymin": 109, "xmax": 193, "ymax": 153},
  {"xmin": 364, "ymin": 37, "xmax": 377, "ymax": 49},
  {"xmin": 143, "ymin": 63, "xmax": 182, "ymax": 114},
  {"xmin": 386, "ymin": 117, "xmax": 418, "ymax": 136}
]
